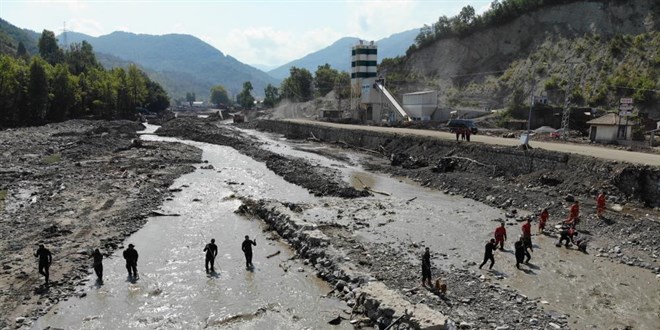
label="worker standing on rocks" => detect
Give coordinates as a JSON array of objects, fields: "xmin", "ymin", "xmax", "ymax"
[
  {"xmin": 538, "ymin": 208, "xmax": 549, "ymax": 234},
  {"xmin": 494, "ymin": 223, "xmax": 507, "ymax": 250},
  {"xmin": 91, "ymin": 249, "xmax": 103, "ymax": 283},
  {"xmin": 204, "ymin": 238, "xmax": 218, "ymax": 273},
  {"xmin": 241, "ymin": 235, "xmax": 256, "ymax": 269},
  {"xmin": 34, "ymin": 244, "xmax": 52, "ymax": 285},
  {"xmin": 421, "ymin": 247, "xmax": 432, "ymax": 286},
  {"xmin": 566, "ymin": 201, "xmax": 580, "ymax": 227},
  {"xmin": 478, "ymin": 239, "xmax": 497, "ymax": 270},
  {"xmin": 123, "ymin": 244, "xmax": 139, "ymax": 279},
  {"xmin": 596, "ymin": 192, "xmax": 606, "ymax": 218}
]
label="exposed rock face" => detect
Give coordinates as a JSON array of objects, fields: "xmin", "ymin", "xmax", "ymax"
[{"xmin": 405, "ymin": 0, "xmax": 657, "ymax": 78}]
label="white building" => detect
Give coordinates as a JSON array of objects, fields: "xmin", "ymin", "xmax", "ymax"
[
  {"xmin": 587, "ymin": 113, "xmax": 635, "ymax": 143},
  {"xmin": 402, "ymin": 91, "xmax": 438, "ymax": 121}
]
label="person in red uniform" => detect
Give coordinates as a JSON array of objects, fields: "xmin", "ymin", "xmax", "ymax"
[
  {"xmin": 521, "ymin": 218, "xmax": 533, "ymax": 253},
  {"xmin": 538, "ymin": 208, "xmax": 549, "ymax": 234},
  {"xmin": 494, "ymin": 223, "xmax": 507, "ymax": 250},
  {"xmin": 565, "ymin": 201, "xmax": 580, "ymax": 227},
  {"xmin": 596, "ymin": 192, "xmax": 606, "ymax": 218}
]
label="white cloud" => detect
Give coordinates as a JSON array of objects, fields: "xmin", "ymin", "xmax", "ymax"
[
  {"xmin": 345, "ymin": 0, "xmax": 418, "ymax": 40},
  {"xmin": 67, "ymin": 18, "xmax": 104, "ymax": 36},
  {"xmin": 213, "ymin": 26, "xmax": 342, "ymax": 67}
]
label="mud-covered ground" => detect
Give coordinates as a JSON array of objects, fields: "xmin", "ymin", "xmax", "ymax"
[
  {"xmin": 0, "ymin": 120, "xmax": 201, "ymax": 328},
  {"xmin": 4, "ymin": 117, "xmax": 657, "ymax": 329}
]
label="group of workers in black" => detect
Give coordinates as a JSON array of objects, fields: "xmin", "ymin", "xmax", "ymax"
[{"xmin": 34, "ymin": 235, "xmax": 258, "ymax": 286}]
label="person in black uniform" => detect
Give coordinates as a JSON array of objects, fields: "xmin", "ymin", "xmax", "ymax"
[
  {"xmin": 421, "ymin": 247, "xmax": 432, "ymax": 286},
  {"xmin": 514, "ymin": 237, "xmax": 526, "ymax": 269},
  {"xmin": 204, "ymin": 239, "xmax": 218, "ymax": 273},
  {"xmin": 241, "ymin": 235, "xmax": 256, "ymax": 268},
  {"xmin": 123, "ymin": 244, "xmax": 139, "ymax": 279},
  {"xmin": 478, "ymin": 239, "xmax": 497, "ymax": 270},
  {"xmin": 91, "ymin": 249, "xmax": 103, "ymax": 282},
  {"xmin": 35, "ymin": 244, "xmax": 52, "ymax": 285}
]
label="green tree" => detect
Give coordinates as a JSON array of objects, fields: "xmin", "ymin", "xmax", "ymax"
[
  {"xmin": 48, "ymin": 63, "xmax": 79, "ymax": 122},
  {"xmin": 186, "ymin": 92, "xmax": 196, "ymax": 106},
  {"xmin": 145, "ymin": 80, "xmax": 170, "ymax": 112},
  {"xmin": 280, "ymin": 67, "xmax": 313, "ymax": 102},
  {"xmin": 333, "ymin": 71, "xmax": 350, "ymax": 99},
  {"xmin": 26, "ymin": 57, "xmax": 50, "ymax": 124},
  {"xmin": 237, "ymin": 81, "xmax": 255, "ymax": 109},
  {"xmin": 127, "ymin": 64, "xmax": 147, "ymax": 110},
  {"xmin": 16, "ymin": 41, "xmax": 29, "ymax": 60},
  {"xmin": 314, "ymin": 64, "xmax": 340, "ymax": 97},
  {"xmin": 65, "ymin": 41, "xmax": 100, "ymax": 75},
  {"xmin": 113, "ymin": 68, "xmax": 132, "ymax": 119},
  {"xmin": 38, "ymin": 30, "xmax": 63, "ymax": 65},
  {"xmin": 263, "ymin": 84, "xmax": 280, "ymax": 108},
  {"xmin": 0, "ymin": 55, "xmax": 26, "ymax": 126},
  {"xmin": 210, "ymin": 85, "xmax": 230, "ymax": 108}
]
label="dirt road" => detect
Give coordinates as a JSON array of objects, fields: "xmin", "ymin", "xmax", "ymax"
[{"xmin": 287, "ymin": 119, "xmax": 660, "ymax": 166}]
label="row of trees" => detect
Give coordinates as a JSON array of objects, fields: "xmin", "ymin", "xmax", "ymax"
[
  {"xmin": 0, "ymin": 30, "xmax": 169, "ymax": 128},
  {"xmin": 411, "ymin": 0, "xmax": 583, "ymax": 53},
  {"xmin": 279, "ymin": 64, "xmax": 350, "ymax": 103},
  {"xmin": 204, "ymin": 63, "xmax": 350, "ymax": 111}
]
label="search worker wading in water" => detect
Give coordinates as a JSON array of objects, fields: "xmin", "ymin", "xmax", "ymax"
[{"xmin": 242, "ymin": 235, "xmax": 256, "ymax": 269}]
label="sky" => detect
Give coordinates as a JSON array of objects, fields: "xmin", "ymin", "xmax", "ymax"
[{"xmin": 1, "ymin": 0, "xmax": 491, "ymax": 69}]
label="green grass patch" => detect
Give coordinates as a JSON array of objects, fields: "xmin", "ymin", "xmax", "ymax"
[{"xmin": 43, "ymin": 153, "xmax": 62, "ymax": 164}]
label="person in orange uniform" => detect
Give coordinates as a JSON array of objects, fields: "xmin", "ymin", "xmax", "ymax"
[
  {"xmin": 521, "ymin": 219, "xmax": 533, "ymax": 253},
  {"xmin": 538, "ymin": 208, "xmax": 549, "ymax": 234},
  {"xmin": 494, "ymin": 223, "xmax": 507, "ymax": 251},
  {"xmin": 596, "ymin": 192, "xmax": 606, "ymax": 218},
  {"xmin": 565, "ymin": 201, "xmax": 580, "ymax": 227}
]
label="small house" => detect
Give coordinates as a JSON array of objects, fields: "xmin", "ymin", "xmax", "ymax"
[{"xmin": 586, "ymin": 113, "xmax": 635, "ymax": 143}]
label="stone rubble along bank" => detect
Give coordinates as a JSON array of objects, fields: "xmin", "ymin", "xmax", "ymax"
[{"xmin": 237, "ymin": 198, "xmax": 564, "ymax": 329}]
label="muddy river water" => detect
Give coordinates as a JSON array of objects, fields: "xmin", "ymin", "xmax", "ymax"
[{"xmin": 33, "ymin": 123, "xmax": 659, "ymax": 329}]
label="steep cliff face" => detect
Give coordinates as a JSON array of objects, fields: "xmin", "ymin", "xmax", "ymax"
[{"xmin": 405, "ymin": 0, "xmax": 656, "ymax": 79}]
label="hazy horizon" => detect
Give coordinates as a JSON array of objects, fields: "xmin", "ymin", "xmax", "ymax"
[{"xmin": 1, "ymin": 0, "xmax": 490, "ymax": 68}]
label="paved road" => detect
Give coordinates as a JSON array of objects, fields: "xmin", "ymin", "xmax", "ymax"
[{"xmin": 287, "ymin": 119, "xmax": 660, "ymax": 166}]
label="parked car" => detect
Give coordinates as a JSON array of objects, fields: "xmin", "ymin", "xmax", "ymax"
[{"xmin": 447, "ymin": 119, "xmax": 478, "ymax": 134}]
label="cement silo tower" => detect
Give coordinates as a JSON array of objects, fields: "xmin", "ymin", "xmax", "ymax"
[{"xmin": 350, "ymin": 40, "xmax": 410, "ymax": 123}]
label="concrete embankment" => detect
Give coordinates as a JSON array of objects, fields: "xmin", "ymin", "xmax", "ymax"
[
  {"xmin": 237, "ymin": 198, "xmax": 450, "ymax": 329},
  {"xmin": 255, "ymin": 120, "xmax": 660, "ymax": 208}
]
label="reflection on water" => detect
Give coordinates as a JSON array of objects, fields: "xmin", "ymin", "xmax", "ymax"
[{"xmin": 33, "ymin": 132, "xmax": 349, "ymax": 330}]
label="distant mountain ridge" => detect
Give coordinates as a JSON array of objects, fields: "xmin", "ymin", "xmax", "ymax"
[
  {"xmin": 61, "ymin": 31, "xmax": 278, "ymax": 99},
  {"xmin": 267, "ymin": 29, "xmax": 418, "ymax": 80}
]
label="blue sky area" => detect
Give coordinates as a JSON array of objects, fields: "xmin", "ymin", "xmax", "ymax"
[{"xmin": 1, "ymin": 0, "xmax": 490, "ymax": 68}]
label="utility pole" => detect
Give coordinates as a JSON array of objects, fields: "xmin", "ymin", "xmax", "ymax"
[
  {"xmin": 560, "ymin": 79, "xmax": 574, "ymax": 140},
  {"xmin": 560, "ymin": 62, "xmax": 579, "ymax": 140},
  {"xmin": 523, "ymin": 81, "xmax": 536, "ymax": 147}
]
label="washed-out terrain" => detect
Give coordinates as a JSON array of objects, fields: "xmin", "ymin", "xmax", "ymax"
[{"xmin": 1, "ymin": 117, "xmax": 658, "ymax": 329}]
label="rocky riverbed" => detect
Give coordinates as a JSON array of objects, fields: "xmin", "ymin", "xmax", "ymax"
[{"xmin": 0, "ymin": 120, "xmax": 201, "ymax": 328}]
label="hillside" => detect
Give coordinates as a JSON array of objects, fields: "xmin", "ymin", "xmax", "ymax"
[
  {"xmin": 268, "ymin": 29, "xmax": 417, "ymax": 80},
  {"xmin": 381, "ymin": 0, "xmax": 659, "ymax": 118},
  {"xmin": 62, "ymin": 31, "xmax": 278, "ymax": 99},
  {"xmin": 0, "ymin": 18, "xmax": 39, "ymax": 56}
]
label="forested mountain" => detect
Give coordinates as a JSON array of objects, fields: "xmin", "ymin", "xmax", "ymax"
[
  {"xmin": 0, "ymin": 29, "xmax": 171, "ymax": 128},
  {"xmin": 268, "ymin": 29, "xmax": 418, "ymax": 80},
  {"xmin": 381, "ymin": 0, "xmax": 659, "ymax": 118},
  {"xmin": 62, "ymin": 31, "xmax": 278, "ymax": 99},
  {"xmin": 0, "ymin": 18, "xmax": 39, "ymax": 56}
]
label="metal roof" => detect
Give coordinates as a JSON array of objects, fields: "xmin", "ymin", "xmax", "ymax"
[{"xmin": 586, "ymin": 113, "xmax": 635, "ymax": 126}]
